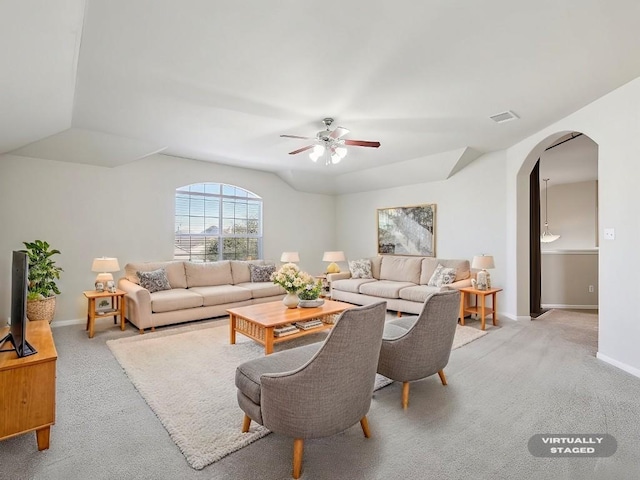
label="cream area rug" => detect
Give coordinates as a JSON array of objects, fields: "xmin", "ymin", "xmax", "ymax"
[{"xmin": 107, "ymin": 320, "xmax": 487, "ymax": 470}]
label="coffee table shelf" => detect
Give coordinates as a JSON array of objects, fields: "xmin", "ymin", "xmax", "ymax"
[{"xmin": 228, "ymin": 300, "xmax": 353, "ymax": 354}]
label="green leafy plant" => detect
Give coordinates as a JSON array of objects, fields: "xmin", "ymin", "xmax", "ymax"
[
  {"xmin": 298, "ymin": 277, "xmax": 323, "ymax": 300},
  {"xmin": 22, "ymin": 240, "xmax": 63, "ymax": 301}
]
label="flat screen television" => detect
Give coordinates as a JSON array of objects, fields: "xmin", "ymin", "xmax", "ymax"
[{"xmin": 0, "ymin": 251, "xmax": 37, "ymax": 357}]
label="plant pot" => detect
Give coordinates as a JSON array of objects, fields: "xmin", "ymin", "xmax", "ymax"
[
  {"xmin": 282, "ymin": 292, "xmax": 300, "ymax": 309},
  {"xmin": 26, "ymin": 296, "xmax": 57, "ymax": 323},
  {"xmin": 298, "ymin": 299, "xmax": 325, "ymax": 308}
]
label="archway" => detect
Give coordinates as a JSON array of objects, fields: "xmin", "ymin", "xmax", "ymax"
[{"xmin": 515, "ymin": 131, "xmax": 599, "ymax": 321}]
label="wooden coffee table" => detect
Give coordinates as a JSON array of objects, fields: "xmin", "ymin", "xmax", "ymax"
[{"xmin": 228, "ymin": 299, "xmax": 354, "ymax": 354}]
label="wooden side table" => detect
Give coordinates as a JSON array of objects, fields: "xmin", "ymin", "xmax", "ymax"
[
  {"xmin": 315, "ymin": 275, "xmax": 331, "ymax": 299},
  {"xmin": 459, "ymin": 287, "xmax": 503, "ymax": 331},
  {"xmin": 83, "ymin": 289, "xmax": 127, "ymax": 338}
]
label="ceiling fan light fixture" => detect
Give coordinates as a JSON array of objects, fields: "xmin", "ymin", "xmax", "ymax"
[{"xmin": 309, "ymin": 145, "xmax": 325, "ymax": 162}]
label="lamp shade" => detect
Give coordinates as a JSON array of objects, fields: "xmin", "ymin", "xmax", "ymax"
[
  {"xmin": 322, "ymin": 251, "xmax": 346, "ymax": 262},
  {"xmin": 280, "ymin": 252, "xmax": 300, "ymax": 263},
  {"xmin": 91, "ymin": 257, "xmax": 120, "ymax": 273},
  {"xmin": 472, "ymin": 255, "xmax": 495, "ymax": 270}
]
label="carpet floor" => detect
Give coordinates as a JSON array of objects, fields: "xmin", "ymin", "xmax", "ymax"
[{"xmin": 106, "ymin": 319, "xmax": 486, "ymax": 469}]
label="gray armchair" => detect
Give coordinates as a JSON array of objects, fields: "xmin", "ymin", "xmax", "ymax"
[
  {"xmin": 377, "ymin": 290, "xmax": 460, "ymax": 408},
  {"xmin": 235, "ymin": 301, "xmax": 387, "ymax": 479}
]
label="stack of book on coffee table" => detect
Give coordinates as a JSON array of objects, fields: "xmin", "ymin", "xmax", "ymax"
[
  {"xmin": 273, "ymin": 324, "xmax": 299, "ymax": 337},
  {"xmin": 293, "ymin": 319, "xmax": 324, "ymax": 331}
]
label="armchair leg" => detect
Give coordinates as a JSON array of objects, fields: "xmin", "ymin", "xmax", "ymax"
[
  {"xmin": 360, "ymin": 416, "xmax": 371, "ymax": 438},
  {"xmin": 438, "ymin": 370, "xmax": 448, "ymax": 386},
  {"xmin": 293, "ymin": 438, "xmax": 304, "ymax": 479},
  {"xmin": 402, "ymin": 381, "xmax": 410, "ymax": 409},
  {"xmin": 242, "ymin": 414, "xmax": 251, "ymax": 433}
]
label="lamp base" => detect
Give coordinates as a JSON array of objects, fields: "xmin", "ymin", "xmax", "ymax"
[{"xmin": 326, "ymin": 262, "xmax": 340, "ymax": 274}]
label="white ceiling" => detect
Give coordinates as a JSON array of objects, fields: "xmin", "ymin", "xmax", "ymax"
[{"xmin": 2, "ymin": 1, "xmax": 638, "ymax": 193}]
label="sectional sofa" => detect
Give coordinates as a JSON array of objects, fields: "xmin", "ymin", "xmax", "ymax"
[
  {"xmin": 328, "ymin": 255, "xmax": 472, "ymax": 315},
  {"xmin": 118, "ymin": 260, "xmax": 285, "ymax": 332}
]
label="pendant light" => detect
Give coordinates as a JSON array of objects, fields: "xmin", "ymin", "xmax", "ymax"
[{"xmin": 540, "ymin": 178, "xmax": 560, "ymax": 243}]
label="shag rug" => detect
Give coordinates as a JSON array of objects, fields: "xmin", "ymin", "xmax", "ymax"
[{"xmin": 107, "ymin": 319, "xmax": 487, "ymax": 470}]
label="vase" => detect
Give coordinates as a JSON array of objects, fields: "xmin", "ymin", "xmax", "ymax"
[{"xmin": 282, "ymin": 292, "xmax": 299, "ymax": 309}]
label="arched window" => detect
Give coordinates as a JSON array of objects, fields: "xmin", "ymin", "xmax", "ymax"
[{"xmin": 174, "ymin": 183, "xmax": 262, "ymax": 261}]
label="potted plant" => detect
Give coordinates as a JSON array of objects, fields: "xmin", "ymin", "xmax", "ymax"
[
  {"xmin": 22, "ymin": 240, "xmax": 63, "ymax": 323},
  {"xmin": 297, "ymin": 273, "xmax": 324, "ymax": 308}
]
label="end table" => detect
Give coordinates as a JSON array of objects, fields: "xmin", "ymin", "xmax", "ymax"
[
  {"xmin": 83, "ymin": 289, "xmax": 127, "ymax": 338},
  {"xmin": 459, "ymin": 287, "xmax": 503, "ymax": 331}
]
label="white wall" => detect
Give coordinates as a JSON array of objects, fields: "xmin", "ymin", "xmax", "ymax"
[
  {"xmin": 507, "ymin": 76, "xmax": 640, "ymax": 377},
  {"xmin": 0, "ymin": 153, "xmax": 335, "ymax": 324},
  {"xmin": 335, "ymin": 150, "xmax": 507, "ymax": 289},
  {"xmin": 541, "ymin": 181, "xmax": 598, "ymax": 250}
]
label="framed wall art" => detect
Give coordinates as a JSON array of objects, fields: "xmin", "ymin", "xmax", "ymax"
[{"xmin": 377, "ymin": 203, "xmax": 436, "ymax": 257}]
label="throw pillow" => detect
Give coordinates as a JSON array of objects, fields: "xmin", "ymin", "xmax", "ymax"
[
  {"xmin": 137, "ymin": 268, "xmax": 172, "ymax": 293},
  {"xmin": 349, "ymin": 259, "xmax": 373, "ymax": 279},
  {"xmin": 249, "ymin": 263, "xmax": 276, "ymax": 283},
  {"xmin": 427, "ymin": 264, "xmax": 457, "ymax": 287}
]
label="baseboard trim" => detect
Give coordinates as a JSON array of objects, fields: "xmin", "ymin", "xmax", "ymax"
[
  {"xmin": 50, "ymin": 318, "xmax": 86, "ymax": 328},
  {"xmin": 541, "ymin": 304, "xmax": 599, "ymax": 310},
  {"xmin": 597, "ymin": 352, "xmax": 640, "ymax": 379},
  {"xmin": 501, "ymin": 313, "xmax": 531, "ymax": 321}
]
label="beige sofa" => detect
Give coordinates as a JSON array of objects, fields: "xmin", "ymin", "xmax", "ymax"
[
  {"xmin": 328, "ymin": 256, "xmax": 472, "ymax": 315},
  {"xmin": 118, "ymin": 260, "xmax": 286, "ymax": 332}
]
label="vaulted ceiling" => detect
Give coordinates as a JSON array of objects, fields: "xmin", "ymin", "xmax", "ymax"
[{"xmin": 2, "ymin": 1, "xmax": 639, "ymax": 193}]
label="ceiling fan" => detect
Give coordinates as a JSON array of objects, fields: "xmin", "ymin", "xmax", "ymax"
[{"xmin": 280, "ymin": 118, "xmax": 381, "ymax": 165}]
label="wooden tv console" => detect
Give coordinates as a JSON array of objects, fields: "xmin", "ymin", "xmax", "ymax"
[{"xmin": 0, "ymin": 320, "xmax": 57, "ymax": 450}]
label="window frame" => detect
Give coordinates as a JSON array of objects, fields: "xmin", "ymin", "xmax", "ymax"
[{"xmin": 174, "ymin": 182, "xmax": 263, "ymax": 262}]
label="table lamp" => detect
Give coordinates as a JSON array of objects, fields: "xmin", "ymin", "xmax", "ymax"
[
  {"xmin": 323, "ymin": 251, "xmax": 346, "ymax": 274},
  {"xmin": 472, "ymin": 255, "xmax": 494, "ymax": 291},
  {"xmin": 280, "ymin": 252, "xmax": 300, "ymax": 264},
  {"xmin": 92, "ymin": 257, "xmax": 120, "ymax": 286}
]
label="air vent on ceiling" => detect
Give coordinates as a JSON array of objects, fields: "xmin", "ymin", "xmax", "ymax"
[{"xmin": 489, "ymin": 110, "xmax": 519, "ymax": 123}]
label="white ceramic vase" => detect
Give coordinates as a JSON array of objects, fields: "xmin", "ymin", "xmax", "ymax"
[{"xmin": 283, "ymin": 292, "xmax": 300, "ymax": 309}]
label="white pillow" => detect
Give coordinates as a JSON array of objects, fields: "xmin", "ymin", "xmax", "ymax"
[
  {"xmin": 427, "ymin": 264, "xmax": 457, "ymax": 287},
  {"xmin": 349, "ymin": 259, "xmax": 373, "ymax": 279}
]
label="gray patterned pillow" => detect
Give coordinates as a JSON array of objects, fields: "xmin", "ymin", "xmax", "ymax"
[
  {"xmin": 349, "ymin": 259, "xmax": 373, "ymax": 279},
  {"xmin": 427, "ymin": 264, "xmax": 457, "ymax": 287},
  {"xmin": 137, "ymin": 269, "xmax": 172, "ymax": 293},
  {"xmin": 249, "ymin": 264, "xmax": 276, "ymax": 283}
]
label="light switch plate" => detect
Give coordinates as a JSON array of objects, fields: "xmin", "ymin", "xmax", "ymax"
[{"xmin": 604, "ymin": 228, "xmax": 615, "ymax": 240}]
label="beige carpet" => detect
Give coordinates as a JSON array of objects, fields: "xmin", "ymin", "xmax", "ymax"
[{"xmin": 107, "ymin": 320, "xmax": 487, "ymax": 470}]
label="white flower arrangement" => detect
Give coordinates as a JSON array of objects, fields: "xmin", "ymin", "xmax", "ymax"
[
  {"xmin": 271, "ymin": 263, "xmax": 306, "ymax": 293},
  {"xmin": 271, "ymin": 264, "xmax": 322, "ymax": 299}
]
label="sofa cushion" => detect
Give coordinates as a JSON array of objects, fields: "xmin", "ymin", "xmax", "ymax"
[
  {"xmin": 236, "ymin": 282, "xmax": 286, "ymax": 299},
  {"xmin": 348, "ymin": 259, "xmax": 373, "ymax": 279},
  {"xmin": 230, "ymin": 260, "xmax": 266, "ymax": 284},
  {"xmin": 359, "ymin": 280, "xmax": 416, "ymax": 299},
  {"xmin": 379, "ymin": 256, "xmax": 422, "ymax": 284},
  {"xmin": 370, "ymin": 256, "xmax": 383, "ymax": 279},
  {"xmin": 149, "ymin": 288, "xmax": 204, "ymax": 313},
  {"xmin": 427, "ymin": 264, "xmax": 457, "ymax": 287},
  {"xmin": 125, "ymin": 261, "xmax": 187, "ymax": 289},
  {"xmin": 137, "ymin": 268, "xmax": 171, "ymax": 293},
  {"xmin": 420, "ymin": 258, "xmax": 471, "ymax": 284},
  {"xmin": 249, "ymin": 264, "xmax": 276, "ymax": 282},
  {"xmin": 439, "ymin": 259, "xmax": 471, "ymax": 282},
  {"xmin": 184, "ymin": 261, "xmax": 233, "ymax": 287},
  {"xmin": 188, "ymin": 285, "xmax": 252, "ymax": 306},
  {"xmin": 332, "ymin": 278, "xmax": 377, "ymax": 294},
  {"xmin": 399, "ymin": 285, "xmax": 444, "ymax": 303}
]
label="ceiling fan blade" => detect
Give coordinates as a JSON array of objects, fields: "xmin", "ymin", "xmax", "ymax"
[
  {"xmin": 329, "ymin": 127, "xmax": 349, "ymax": 139},
  {"xmin": 344, "ymin": 140, "xmax": 381, "ymax": 148},
  {"xmin": 280, "ymin": 134, "xmax": 313, "ymax": 140},
  {"xmin": 288, "ymin": 145, "xmax": 314, "ymax": 155}
]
